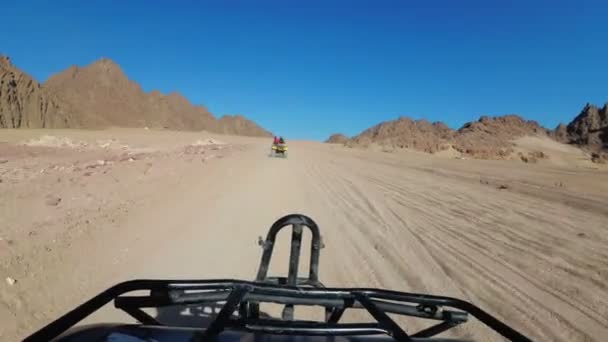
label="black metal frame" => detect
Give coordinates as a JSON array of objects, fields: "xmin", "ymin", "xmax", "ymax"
[
  {"xmin": 256, "ymin": 214, "xmax": 323, "ymax": 287},
  {"xmin": 254, "ymin": 214, "xmax": 325, "ymax": 320},
  {"xmin": 24, "ymin": 279, "xmax": 531, "ymax": 342},
  {"xmin": 24, "ymin": 214, "xmax": 532, "ymax": 342}
]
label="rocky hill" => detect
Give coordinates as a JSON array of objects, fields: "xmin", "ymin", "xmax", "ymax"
[
  {"xmin": 347, "ymin": 118, "xmax": 454, "ymax": 153},
  {"xmin": 561, "ymin": 103, "xmax": 608, "ymax": 149},
  {"xmin": 453, "ymin": 115, "xmax": 549, "ymax": 158},
  {"xmin": 330, "ymin": 103, "xmax": 608, "ymax": 160},
  {"xmin": 0, "ymin": 56, "xmax": 77, "ymax": 128},
  {"xmin": 334, "ymin": 114, "xmax": 554, "ymax": 159},
  {"xmin": 554, "ymin": 103, "xmax": 608, "ymax": 163},
  {"xmin": 215, "ymin": 114, "xmax": 272, "ymax": 136},
  {"xmin": 325, "ymin": 133, "xmax": 349, "ymax": 144},
  {"xmin": 1, "ymin": 55, "xmax": 270, "ymax": 136}
]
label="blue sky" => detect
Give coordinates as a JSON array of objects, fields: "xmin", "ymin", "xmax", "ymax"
[{"xmin": 2, "ymin": 0, "xmax": 607, "ymax": 140}]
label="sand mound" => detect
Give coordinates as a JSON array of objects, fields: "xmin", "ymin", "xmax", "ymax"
[
  {"xmin": 513, "ymin": 136, "xmax": 599, "ymax": 168},
  {"xmin": 434, "ymin": 145, "xmax": 463, "ymax": 159}
]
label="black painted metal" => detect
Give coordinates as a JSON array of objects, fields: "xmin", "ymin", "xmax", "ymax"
[
  {"xmin": 202, "ymin": 286, "xmax": 248, "ymax": 339},
  {"xmin": 411, "ymin": 321, "xmax": 460, "ymax": 338},
  {"xmin": 326, "ymin": 307, "xmax": 346, "ymax": 324},
  {"xmin": 287, "ymin": 223, "xmax": 303, "ymax": 286},
  {"xmin": 242, "ymin": 320, "xmax": 388, "ymax": 336},
  {"xmin": 282, "ymin": 223, "xmax": 303, "ymax": 320},
  {"xmin": 255, "ymin": 214, "xmax": 323, "ymax": 285},
  {"xmin": 115, "ymin": 289, "xmax": 463, "ymax": 322},
  {"xmin": 24, "ymin": 214, "xmax": 533, "ymax": 342},
  {"xmin": 119, "ymin": 306, "xmax": 161, "ymax": 326},
  {"xmin": 353, "ymin": 292, "xmax": 412, "ymax": 342},
  {"xmin": 25, "ymin": 279, "xmax": 532, "ymax": 342},
  {"xmin": 255, "ymin": 214, "xmax": 325, "ymax": 322}
]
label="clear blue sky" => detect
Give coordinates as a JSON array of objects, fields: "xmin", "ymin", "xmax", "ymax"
[{"xmin": 2, "ymin": 0, "xmax": 607, "ymax": 140}]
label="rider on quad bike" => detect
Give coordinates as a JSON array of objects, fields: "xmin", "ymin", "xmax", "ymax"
[{"xmin": 270, "ymin": 136, "xmax": 288, "ymax": 158}]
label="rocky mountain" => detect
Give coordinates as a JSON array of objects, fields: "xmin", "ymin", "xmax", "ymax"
[
  {"xmin": 1, "ymin": 55, "xmax": 270, "ymax": 136},
  {"xmin": 325, "ymin": 133, "xmax": 349, "ymax": 144},
  {"xmin": 334, "ymin": 114, "xmax": 552, "ymax": 159},
  {"xmin": 330, "ymin": 103, "xmax": 608, "ymax": 160},
  {"xmin": 453, "ymin": 115, "xmax": 549, "ymax": 158},
  {"xmin": 45, "ymin": 58, "xmax": 271, "ymax": 136},
  {"xmin": 347, "ymin": 117, "xmax": 455, "ymax": 153},
  {"xmin": 215, "ymin": 114, "xmax": 272, "ymax": 136},
  {"xmin": 561, "ymin": 103, "xmax": 608, "ymax": 149},
  {"xmin": 0, "ymin": 55, "xmax": 77, "ymax": 128},
  {"xmin": 45, "ymin": 58, "xmax": 156, "ymax": 128}
]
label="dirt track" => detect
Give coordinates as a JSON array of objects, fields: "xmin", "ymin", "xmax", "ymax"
[{"xmin": 2, "ymin": 130, "xmax": 608, "ymax": 341}]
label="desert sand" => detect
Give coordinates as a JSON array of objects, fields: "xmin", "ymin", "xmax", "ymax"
[{"xmin": 1, "ymin": 129, "xmax": 608, "ymax": 341}]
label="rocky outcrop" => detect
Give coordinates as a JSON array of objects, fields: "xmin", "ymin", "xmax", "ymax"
[
  {"xmin": 0, "ymin": 55, "xmax": 77, "ymax": 128},
  {"xmin": 344, "ymin": 114, "xmax": 553, "ymax": 159},
  {"xmin": 325, "ymin": 133, "xmax": 349, "ymax": 144},
  {"xmin": 564, "ymin": 103, "xmax": 608, "ymax": 148},
  {"xmin": 453, "ymin": 115, "xmax": 549, "ymax": 158},
  {"xmin": 347, "ymin": 117, "xmax": 455, "ymax": 153},
  {"xmin": 552, "ymin": 123, "xmax": 569, "ymax": 143},
  {"xmin": 550, "ymin": 103, "xmax": 608, "ymax": 163}
]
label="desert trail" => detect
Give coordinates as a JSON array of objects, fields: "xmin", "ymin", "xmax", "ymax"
[{"xmin": 1, "ymin": 129, "xmax": 608, "ymax": 341}]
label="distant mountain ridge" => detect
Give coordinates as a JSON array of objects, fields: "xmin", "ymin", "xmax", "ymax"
[
  {"xmin": 1, "ymin": 55, "xmax": 271, "ymax": 137},
  {"xmin": 330, "ymin": 104, "xmax": 607, "ymax": 160}
]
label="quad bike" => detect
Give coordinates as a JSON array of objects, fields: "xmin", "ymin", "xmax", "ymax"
[
  {"xmin": 24, "ymin": 214, "xmax": 531, "ymax": 342},
  {"xmin": 270, "ymin": 143, "xmax": 288, "ymax": 158}
]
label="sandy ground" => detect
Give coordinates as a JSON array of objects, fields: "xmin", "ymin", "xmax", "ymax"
[{"xmin": 1, "ymin": 129, "xmax": 608, "ymax": 341}]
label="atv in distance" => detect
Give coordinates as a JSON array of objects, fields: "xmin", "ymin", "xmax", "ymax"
[
  {"xmin": 24, "ymin": 214, "xmax": 531, "ymax": 342},
  {"xmin": 270, "ymin": 142, "xmax": 288, "ymax": 158}
]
